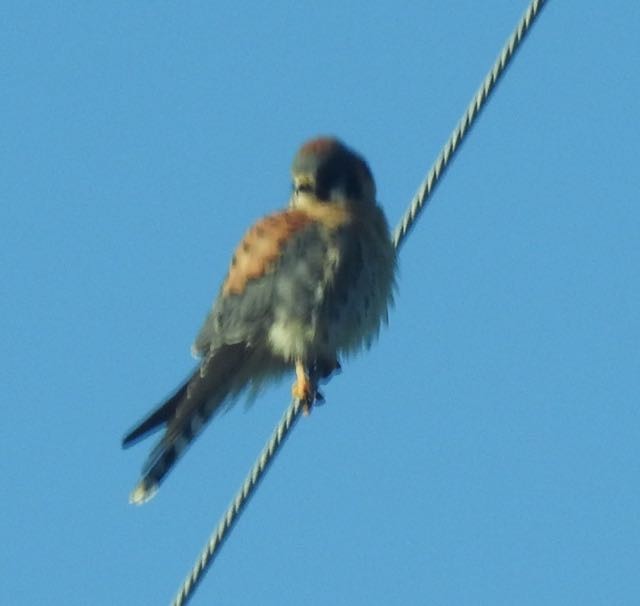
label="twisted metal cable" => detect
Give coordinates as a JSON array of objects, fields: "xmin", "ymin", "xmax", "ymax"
[
  {"xmin": 392, "ymin": 0, "xmax": 546, "ymax": 250},
  {"xmin": 171, "ymin": 1, "xmax": 547, "ymax": 603},
  {"xmin": 171, "ymin": 399, "xmax": 302, "ymax": 606}
]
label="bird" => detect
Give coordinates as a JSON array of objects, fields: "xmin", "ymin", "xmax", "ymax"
[{"xmin": 122, "ymin": 137, "xmax": 396, "ymax": 504}]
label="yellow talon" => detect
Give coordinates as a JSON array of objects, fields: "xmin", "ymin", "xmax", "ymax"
[{"xmin": 292, "ymin": 360, "xmax": 314, "ymax": 415}]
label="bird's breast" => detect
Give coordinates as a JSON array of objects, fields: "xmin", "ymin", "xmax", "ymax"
[{"xmin": 267, "ymin": 211, "xmax": 395, "ymax": 362}]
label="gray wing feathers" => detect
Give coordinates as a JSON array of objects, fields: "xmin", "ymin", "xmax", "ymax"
[{"xmin": 192, "ymin": 222, "xmax": 330, "ymax": 355}]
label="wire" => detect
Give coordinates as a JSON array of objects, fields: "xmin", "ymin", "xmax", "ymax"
[
  {"xmin": 393, "ymin": 0, "xmax": 546, "ymax": 250},
  {"xmin": 171, "ymin": 1, "xmax": 547, "ymax": 603},
  {"xmin": 171, "ymin": 400, "xmax": 302, "ymax": 606}
]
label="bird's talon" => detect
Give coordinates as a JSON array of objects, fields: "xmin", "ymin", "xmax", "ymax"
[
  {"xmin": 292, "ymin": 384, "xmax": 315, "ymax": 415},
  {"xmin": 292, "ymin": 361, "xmax": 320, "ymax": 414}
]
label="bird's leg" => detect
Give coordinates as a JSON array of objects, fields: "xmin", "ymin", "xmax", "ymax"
[{"xmin": 292, "ymin": 359, "xmax": 317, "ymax": 415}]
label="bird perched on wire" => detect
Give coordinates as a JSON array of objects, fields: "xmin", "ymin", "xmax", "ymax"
[{"xmin": 122, "ymin": 137, "xmax": 396, "ymax": 504}]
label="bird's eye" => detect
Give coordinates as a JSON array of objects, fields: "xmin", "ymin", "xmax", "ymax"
[{"xmin": 295, "ymin": 182, "xmax": 314, "ymax": 195}]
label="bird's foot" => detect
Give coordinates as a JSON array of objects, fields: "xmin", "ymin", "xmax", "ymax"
[
  {"xmin": 292, "ymin": 360, "xmax": 321, "ymax": 415},
  {"xmin": 317, "ymin": 358, "xmax": 341, "ymax": 381}
]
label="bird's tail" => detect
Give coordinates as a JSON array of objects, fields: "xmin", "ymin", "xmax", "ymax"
[{"xmin": 123, "ymin": 343, "xmax": 249, "ymax": 504}]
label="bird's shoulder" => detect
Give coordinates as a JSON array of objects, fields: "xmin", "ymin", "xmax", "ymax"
[
  {"xmin": 191, "ymin": 205, "xmax": 351, "ymax": 356},
  {"xmin": 222, "ymin": 209, "xmax": 312, "ymax": 296},
  {"xmin": 222, "ymin": 205, "xmax": 352, "ymax": 297}
]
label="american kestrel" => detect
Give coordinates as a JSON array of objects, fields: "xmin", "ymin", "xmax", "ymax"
[{"xmin": 123, "ymin": 137, "xmax": 396, "ymax": 504}]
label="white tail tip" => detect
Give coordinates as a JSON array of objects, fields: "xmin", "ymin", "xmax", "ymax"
[{"xmin": 129, "ymin": 482, "xmax": 158, "ymax": 505}]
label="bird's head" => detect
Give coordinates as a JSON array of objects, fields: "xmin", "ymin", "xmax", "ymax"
[{"xmin": 290, "ymin": 137, "xmax": 376, "ymax": 214}]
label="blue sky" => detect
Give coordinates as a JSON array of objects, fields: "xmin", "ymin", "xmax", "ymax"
[{"xmin": 2, "ymin": 1, "xmax": 639, "ymax": 604}]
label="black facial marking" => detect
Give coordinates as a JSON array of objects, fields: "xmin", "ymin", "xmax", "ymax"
[
  {"xmin": 295, "ymin": 182, "xmax": 314, "ymax": 195},
  {"xmin": 315, "ymin": 151, "xmax": 364, "ymax": 201}
]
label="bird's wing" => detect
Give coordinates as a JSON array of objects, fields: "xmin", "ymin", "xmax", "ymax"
[
  {"xmin": 192, "ymin": 209, "xmax": 332, "ymax": 356},
  {"xmin": 124, "ymin": 209, "xmax": 343, "ymax": 503}
]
